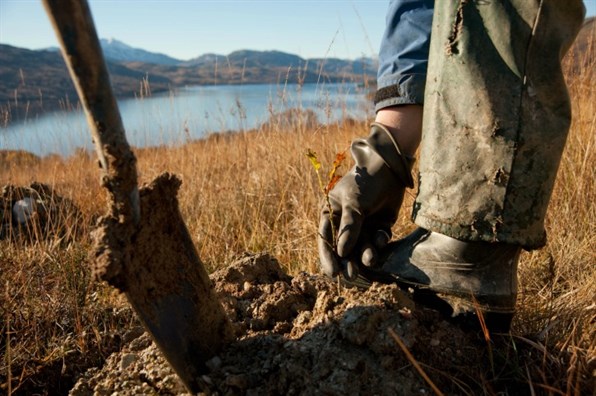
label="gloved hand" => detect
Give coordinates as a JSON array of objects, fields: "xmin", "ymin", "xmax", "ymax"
[{"xmin": 318, "ymin": 122, "xmax": 414, "ymax": 279}]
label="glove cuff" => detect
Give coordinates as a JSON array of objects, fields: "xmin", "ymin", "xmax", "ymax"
[{"xmin": 364, "ymin": 122, "xmax": 415, "ymax": 188}]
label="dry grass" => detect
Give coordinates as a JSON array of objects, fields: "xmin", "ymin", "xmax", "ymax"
[
  {"xmin": 512, "ymin": 30, "xmax": 596, "ymax": 393},
  {"xmin": 0, "ymin": 107, "xmax": 370, "ymax": 394},
  {"xmin": 1, "ymin": 31, "xmax": 594, "ymax": 396}
]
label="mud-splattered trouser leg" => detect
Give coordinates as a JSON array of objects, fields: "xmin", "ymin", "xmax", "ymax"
[{"xmin": 413, "ymin": 1, "xmax": 585, "ymax": 249}]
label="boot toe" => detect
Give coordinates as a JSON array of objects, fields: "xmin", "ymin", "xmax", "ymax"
[{"xmin": 378, "ymin": 229, "xmax": 520, "ymax": 315}]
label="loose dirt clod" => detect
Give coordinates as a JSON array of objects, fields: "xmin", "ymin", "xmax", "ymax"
[{"xmin": 71, "ymin": 253, "xmax": 488, "ymax": 395}]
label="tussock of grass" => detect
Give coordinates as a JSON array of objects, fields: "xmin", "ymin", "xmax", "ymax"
[{"xmin": 1, "ymin": 31, "xmax": 594, "ymax": 396}]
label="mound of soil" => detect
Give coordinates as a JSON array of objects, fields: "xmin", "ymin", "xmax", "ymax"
[{"xmin": 70, "ymin": 253, "xmax": 489, "ymax": 395}]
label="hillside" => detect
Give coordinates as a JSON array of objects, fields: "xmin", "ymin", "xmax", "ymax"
[
  {"xmin": 0, "ymin": 42, "xmax": 375, "ymax": 122},
  {"xmin": 99, "ymin": 38, "xmax": 181, "ymax": 66},
  {"xmin": 0, "ymin": 44, "xmax": 172, "ymax": 122},
  {"xmin": 98, "ymin": 39, "xmax": 376, "ymax": 77}
]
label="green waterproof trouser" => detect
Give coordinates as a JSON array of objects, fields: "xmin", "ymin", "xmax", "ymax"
[{"xmin": 413, "ymin": 0, "xmax": 585, "ymax": 249}]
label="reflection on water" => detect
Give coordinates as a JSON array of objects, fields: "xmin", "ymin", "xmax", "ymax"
[{"xmin": 0, "ymin": 83, "xmax": 371, "ymax": 157}]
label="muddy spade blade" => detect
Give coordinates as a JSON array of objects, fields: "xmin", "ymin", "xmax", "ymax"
[{"xmin": 42, "ymin": 1, "xmax": 232, "ymax": 392}]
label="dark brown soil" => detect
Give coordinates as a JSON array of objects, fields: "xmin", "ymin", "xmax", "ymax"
[{"xmin": 70, "ymin": 253, "xmax": 508, "ymax": 395}]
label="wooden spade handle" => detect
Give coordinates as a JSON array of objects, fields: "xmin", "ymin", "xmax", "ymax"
[
  {"xmin": 42, "ymin": 2, "xmax": 233, "ymax": 393},
  {"xmin": 42, "ymin": 0, "xmax": 140, "ymax": 224}
]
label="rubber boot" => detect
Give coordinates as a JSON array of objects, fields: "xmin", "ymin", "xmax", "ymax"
[{"xmin": 379, "ymin": 228, "xmax": 521, "ymax": 331}]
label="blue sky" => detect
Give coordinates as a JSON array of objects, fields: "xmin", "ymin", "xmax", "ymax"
[{"xmin": 1, "ymin": 0, "xmax": 595, "ymax": 61}]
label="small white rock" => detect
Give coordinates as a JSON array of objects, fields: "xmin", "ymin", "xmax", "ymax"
[{"xmin": 12, "ymin": 197, "xmax": 37, "ymax": 224}]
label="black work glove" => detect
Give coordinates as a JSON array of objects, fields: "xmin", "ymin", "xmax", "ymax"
[{"xmin": 318, "ymin": 123, "xmax": 414, "ymax": 279}]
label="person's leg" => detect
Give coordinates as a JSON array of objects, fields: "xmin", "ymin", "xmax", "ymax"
[
  {"xmin": 380, "ymin": 1, "xmax": 585, "ymax": 324},
  {"xmin": 415, "ymin": 0, "xmax": 585, "ymax": 247}
]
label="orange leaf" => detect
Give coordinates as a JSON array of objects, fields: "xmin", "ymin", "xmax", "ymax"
[
  {"xmin": 325, "ymin": 174, "xmax": 342, "ymax": 194},
  {"xmin": 329, "ymin": 151, "xmax": 346, "ymax": 179}
]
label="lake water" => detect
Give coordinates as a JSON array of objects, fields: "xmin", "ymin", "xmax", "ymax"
[{"xmin": 0, "ymin": 83, "xmax": 371, "ymax": 157}]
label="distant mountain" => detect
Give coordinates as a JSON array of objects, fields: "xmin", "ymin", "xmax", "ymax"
[
  {"xmin": 42, "ymin": 38, "xmax": 375, "ymax": 77},
  {"xmin": 180, "ymin": 49, "xmax": 376, "ymax": 75},
  {"xmin": 183, "ymin": 53, "xmax": 221, "ymax": 66},
  {"xmin": 310, "ymin": 57, "xmax": 377, "ymax": 76},
  {"xmin": 0, "ymin": 44, "xmax": 172, "ymax": 121},
  {"xmin": 96, "ymin": 38, "xmax": 377, "ymax": 77},
  {"xmin": 227, "ymin": 50, "xmax": 304, "ymax": 68},
  {"xmin": 43, "ymin": 39, "xmax": 182, "ymax": 65},
  {"xmin": 177, "ymin": 50, "xmax": 377, "ymax": 77},
  {"xmin": 180, "ymin": 50, "xmax": 304, "ymax": 69},
  {"xmin": 99, "ymin": 38, "xmax": 181, "ymax": 66},
  {"xmin": 96, "ymin": 38, "xmax": 377, "ymax": 73}
]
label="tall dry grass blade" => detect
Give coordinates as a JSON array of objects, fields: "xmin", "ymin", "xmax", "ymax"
[
  {"xmin": 471, "ymin": 294, "xmax": 495, "ymax": 376},
  {"xmin": 388, "ymin": 327, "xmax": 445, "ymax": 396},
  {"xmin": 5, "ymin": 282, "xmax": 12, "ymax": 396},
  {"xmin": 525, "ymin": 363, "xmax": 537, "ymax": 396},
  {"xmin": 417, "ymin": 362, "xmax": 475, "ymax": 395},
  {"xmin": 533, "ymin": 383, "xmax": 567, "ymax": 396}
]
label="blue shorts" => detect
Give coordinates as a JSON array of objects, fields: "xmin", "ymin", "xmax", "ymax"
[{"xmin": 375, "ymin": 0, "xmax": 434, "ymax": 111}]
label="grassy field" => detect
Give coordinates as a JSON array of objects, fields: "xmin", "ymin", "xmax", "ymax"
[{"xmin": 1, "ymin": 33, "xmax": 594, "ymax": 396}]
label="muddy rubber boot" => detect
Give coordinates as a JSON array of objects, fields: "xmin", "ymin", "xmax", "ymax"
[{"xmin": 379, "ymin": 228, "xmax": 521, "ymax": 332}]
